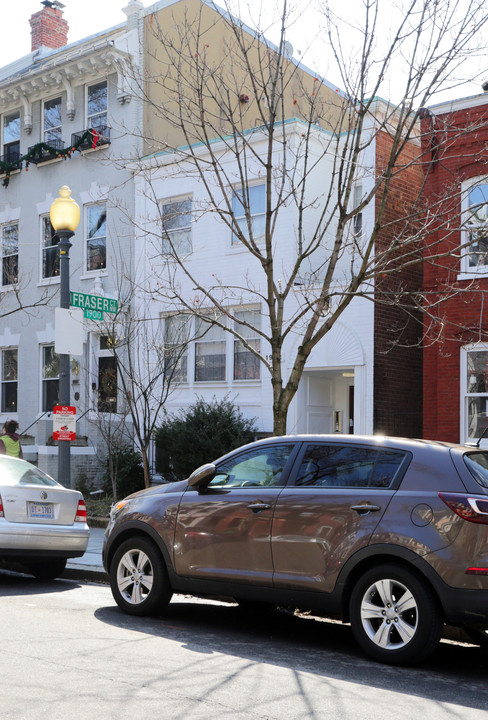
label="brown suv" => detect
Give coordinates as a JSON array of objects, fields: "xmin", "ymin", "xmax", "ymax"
[{"xmin": 103, "ymin": 435, "xmax": 488, "ymax": 665}]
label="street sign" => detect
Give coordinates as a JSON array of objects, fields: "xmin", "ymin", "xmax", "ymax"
[
  {"xmin": 53, "ymin": 405, "xmax": 76, "ymax": 441},
  {"xmin": 55, "ymin": 307, "xmax": 84, "ymax": 355},
  {"xmin": 70, "ymin": 292, "xmax": 118, "ymax": 320}
]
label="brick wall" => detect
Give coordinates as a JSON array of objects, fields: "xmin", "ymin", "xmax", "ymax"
[
  {"xmin": 421, "ymin": 102, "xmax": 488, "ymax": 441},
  {"xmin": 373, "ymin": 130, "xmax": 424, "ymax": 437}
]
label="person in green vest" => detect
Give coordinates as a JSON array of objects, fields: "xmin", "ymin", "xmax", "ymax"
[{"xmin": 0, "ymin": 420, "xmax": 23, "ymax": 458}]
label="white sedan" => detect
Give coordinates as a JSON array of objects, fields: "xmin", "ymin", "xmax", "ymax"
[{"xmin": 0, "ymin": 455, "xmax": 89, "ymax": 580}]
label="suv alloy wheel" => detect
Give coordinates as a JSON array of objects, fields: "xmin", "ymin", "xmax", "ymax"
[{"xmin": 349, "ymin": 564, "xmax": 443, "ymax": 665}]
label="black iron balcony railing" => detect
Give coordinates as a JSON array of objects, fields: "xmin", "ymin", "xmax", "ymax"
[
  {"xmin": 0, "ymin": 149, "xmax": 21, "ymax": 173},
  {"xmin": 27, "ymin": 139, "xmax": 64, "ymax": 165},
  {"xmin": 71, "ymin": 125, "xmax": 111, "ymax": 151}
]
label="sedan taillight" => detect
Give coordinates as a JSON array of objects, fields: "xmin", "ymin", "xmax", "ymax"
[
  {"xmin": 75, "ymin": 499, "xmax": 87, "ymax": 523},
  {"xmin": 439, "ymin": 492, "xmax": 488, "ymax": 524},
  {"xmin": 0, "ymin": 494, "xmax": 3, "ymax": 517}
]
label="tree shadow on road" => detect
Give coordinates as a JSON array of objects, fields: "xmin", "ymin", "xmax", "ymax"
[{"xmin": 94, "ymin": 595, "xmax": 488, "ymax": 714}]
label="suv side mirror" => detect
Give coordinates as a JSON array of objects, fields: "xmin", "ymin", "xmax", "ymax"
[{"xmin": 187, "ymin": 463, "xmax": 216, "ymax": 488}]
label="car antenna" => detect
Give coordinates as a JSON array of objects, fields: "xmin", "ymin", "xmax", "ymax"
[{"xmin": 465, "ymin": 425, "xmax": 488, "ymax": 448}]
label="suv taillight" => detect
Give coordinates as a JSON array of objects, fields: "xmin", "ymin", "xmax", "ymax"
[
  {"xmin": 439, "ymin": 492, "xmax": 488, "ymax": 524},
  {"xmin": 0, "ymin": 494, "xmax": 4, "ymax": 517},
  {"xmin": 75, "ymin": 499, "xmax": 87, "ymax": 523}
]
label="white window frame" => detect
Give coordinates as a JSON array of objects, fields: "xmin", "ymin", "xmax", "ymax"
[
  {"xmin": 98, "ymin": 335, "xmax": 118, "ymax": 413},
  {"xmin": 43, "ymin": 95, "xmax": 62, "ymax": 145},
  {"xmin": 194, "ymin": 313, "xmax": 227, "ymax": 383},
  {"xmin": 160, "ymin": 196, "xmax": 193, "ymax": 256},
  {"xmin": 460, "ymin": 344, "xmax": 488, "ymax": 444},
  {"xmin": 460, "ymin": 176, "xmax": 488, "ymax": 276},
  {"xmin": 85, "ymin": 202, "xmax": 107, "ymax": 273},
  {"xmin": 233, "ymin": 308, "xmax": 261, "ymax": 381},
  {"xmin": 40, "ymin": 214, "xmax": 60, "ymax": 281},
  {"xmin": 2, "ymin": 110, "xmax": 20, "ymax": 160},
  {"xmin": 86, "ymin": 80, "xmax": 108, "ymax": 130},
  {"xmin": 164, "ymin": 314, "xmax": 190, "ymax": 383},
  {"xmin": 231, "ymin": 183, "xmax": 266, "ymax": 247},
  {"xmin": 1, "ymin": 347, "xmax": 18, "ymax": 414},
  {"xmin": 41, "ymin": 344, "xmax": 59, "ymax": 412},
  {"xmin": 1, "ymin": 222, "xmax": 18, "ymax": 287}
]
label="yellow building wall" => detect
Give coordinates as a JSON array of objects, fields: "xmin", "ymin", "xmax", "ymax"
[{"xmin": 143, "ymin": 0, "xmax": 345, "ymax": 154}]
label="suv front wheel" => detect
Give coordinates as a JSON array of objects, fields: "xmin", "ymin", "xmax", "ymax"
[
  {"xmin": 109, "ymin": 537, "xmax": 172, "ymax": 616},
  {"xmin": 349, "ymin": 564, "xmax": 442, "ymax": 665}
]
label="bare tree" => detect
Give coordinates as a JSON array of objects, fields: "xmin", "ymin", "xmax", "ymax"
[
  {"xmin": 89, "ymin": 278, "xmax": 191, "ymax": 489},
  {"xmin": 126, "ymin": 0, "xmax": 488, "ymax": 434},
  {"xmin": 0, "ymin": 264, "xmax": 57, "ymax": 319}
]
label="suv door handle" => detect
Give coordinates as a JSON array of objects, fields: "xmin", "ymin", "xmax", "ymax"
[
  {"xmin": 351, "ymin": 504, "xmax": 381, "ymax": 515},
  {"xmin": 248, "ymin": 503, "xmax": 271, "ymax": 513}
]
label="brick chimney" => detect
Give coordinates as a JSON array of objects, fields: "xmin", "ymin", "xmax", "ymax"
[{"xmin": 29, "ymin": 1, "xmax": 69, "ymax": 52}]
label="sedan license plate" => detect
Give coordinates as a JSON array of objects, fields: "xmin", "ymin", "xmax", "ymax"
[{"xmin": 28, "ymin": 502, "xmax": 54, "ymax": 520}]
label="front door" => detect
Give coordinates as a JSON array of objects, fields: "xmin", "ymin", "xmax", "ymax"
[{"xmin": 174, "ymin": 443, "xmax": 297, "ymax": 585}]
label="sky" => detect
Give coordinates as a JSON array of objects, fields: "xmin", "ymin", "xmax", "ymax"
[
  {"xmin": 0, "ymin": 0, "xmax": 485, "ymax": 105},
  {"xmin": 0, "ymin": 0, "xmax": 135, "ymax": 67}
]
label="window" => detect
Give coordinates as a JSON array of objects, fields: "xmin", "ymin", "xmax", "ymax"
[
  {"xmin": 164, "ymin": 314, "xmax": 190, "ymax": 382},
  {"xmin": 231, "ymin": 184, "xmax": 265, "ymax": 246},
  {"xmin": 464, "ymin": 452, "xmax": 488, "ymax": 489},
  {"xmin": 42, "ymin": 345, "xmax": 59, "ymax": 412},
  {"xmin": 353, "ymin": 184, "xmax": 363, "ymax": 237},
  {"xmin": 161, "ymin": 198, "xmax": 192, "ymax": 256},
  {"xmin": 2, "ymin": 223, "xmax": 18, "ymax": 286},
  {"xmin": 86, "ymin": 203, "xmax": 107, "ymax": 271},
  {"xmin": 41, "ymin": 216, "xmax": 59, "ymax": 279},
  {"xmin": 43, "ymin": 97, "xmax": 62, "ymax": 144},
  {"xmin": 234, "ymin": 309, "xmax": 260, "ymax": 380},
  {"xmin": 295, "ymin": 444, "xmax": 406, "ymax": 488},
  {"xmin": 464, "ymin": 349, "xmax": 488, "ymax": 439},
  {"xmin": 2, "ymin": 112, "xmax": 20, "ymax": 161},
  {"xmin": 195, "ymin": 315, "xmax": 226, "ymax": 381},
  {"xmin": 87, "ymin": 81, "xmax": 107, "ymax": 130},
  {"xmin": 209, "ymin": 444, "xmax": 294, "ymax": 489},
  {"xmin": 464, "ymin": 181, "xmax": 488, "ymax": 270},
  {"xmin": 98, "ymin": 336, "xmax": 117, "ymax": 412},
  {"xmin": 1, "ymin": 348, "xmax": 17, "ymax": 413}
]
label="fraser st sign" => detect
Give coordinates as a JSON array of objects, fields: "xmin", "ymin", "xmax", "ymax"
[{"xmin": 70, "ymin": 292, "xmax": 118, "ymax": 320}]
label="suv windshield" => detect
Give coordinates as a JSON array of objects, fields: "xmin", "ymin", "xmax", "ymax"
[{"xmin": 463, "ymin": 451, "xmax": 488, "ymax": 488}]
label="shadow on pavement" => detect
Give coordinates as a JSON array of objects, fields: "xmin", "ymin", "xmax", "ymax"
[
  {"xmin": 94, "ymin": 597, "xmax": 488, "ymax": 713},
  {"xmin": 0, "ymin": 567, "xmax": 82, "ymax": 596}
]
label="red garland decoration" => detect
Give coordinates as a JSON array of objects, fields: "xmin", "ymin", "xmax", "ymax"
[{"xmin": 90, "ymin": 129, "xmax": 100, "ymax": 149}]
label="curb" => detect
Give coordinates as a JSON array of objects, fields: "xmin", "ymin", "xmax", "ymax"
[
  {"xmin": 63, "ymin": 565, "xmax": 109, "ymax": 583},
  {"xmin": 87, "ymin": 517, "xmax": 109, "ymax": 528}
]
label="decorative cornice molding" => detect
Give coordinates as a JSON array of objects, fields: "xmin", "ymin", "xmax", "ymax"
[{"xmin": 0, "ymin": 43, "xmax": 132, "ymax": 116}]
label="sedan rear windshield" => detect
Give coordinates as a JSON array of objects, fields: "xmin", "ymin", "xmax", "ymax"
[
  {"xmin": 463, "ymin": 452, "xmax": 488, "ymax": 488},
  {"xmin": 0, "ymin": 457, "xmax": 59, "ymax": 487}
]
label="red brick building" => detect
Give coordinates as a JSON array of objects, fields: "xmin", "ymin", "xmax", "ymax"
[
  {"xmin": 373, "ymin": 128, "xmax": 425, "ymax": 437},
  {"xmin": 421, "ymin": 92, "xmax": 488, "ymax": 442}
]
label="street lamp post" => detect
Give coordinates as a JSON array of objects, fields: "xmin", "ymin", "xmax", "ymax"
[{"xmin": 50, "ymin": 186, "xmax": 80, "ymax": 487}]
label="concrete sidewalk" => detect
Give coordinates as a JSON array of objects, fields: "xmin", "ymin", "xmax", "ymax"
[{"xmin": 63, "ymin": 525, "xmax": 108, "ymax": 582}]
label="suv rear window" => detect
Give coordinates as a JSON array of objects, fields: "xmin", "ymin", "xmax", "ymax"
[
  {"xmin": 463, "ymin": 451, "xmax": 488, "ymax": 488},
  {"xmin": 295, "ymin": 444, "xmax": 407, "ymax": 488}
]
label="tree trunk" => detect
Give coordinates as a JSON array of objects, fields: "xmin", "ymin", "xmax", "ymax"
[{"xmin": 142, "ymin": 447, "xmax": 151, "ymax": 489}]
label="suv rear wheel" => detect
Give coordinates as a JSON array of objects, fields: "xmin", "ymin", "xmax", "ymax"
[
  {"xmin": 109, "ymin": 537, "xmax": 172, "ymax": 616},
  {"xmin": 349, "ymin": 564, "xmax": 442, "ymax": 665}
]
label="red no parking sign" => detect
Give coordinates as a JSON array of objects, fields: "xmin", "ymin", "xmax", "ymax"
[{"xmin": 53, "ymin": 405, "xmax": 76, "ymax": 441}]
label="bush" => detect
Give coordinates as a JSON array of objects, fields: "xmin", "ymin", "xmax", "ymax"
[
  {"xmin": 103, "ymin": 445, "xmax": 145, "ymax": 500},
  {"xmin": 155, "ymin": 396, "xmax": 256, "ymax": 482}
]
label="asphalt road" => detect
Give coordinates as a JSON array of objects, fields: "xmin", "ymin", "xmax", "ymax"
[{"xmin": 1, "ymin": 571, "xmax": 488, "ymax": 720}]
